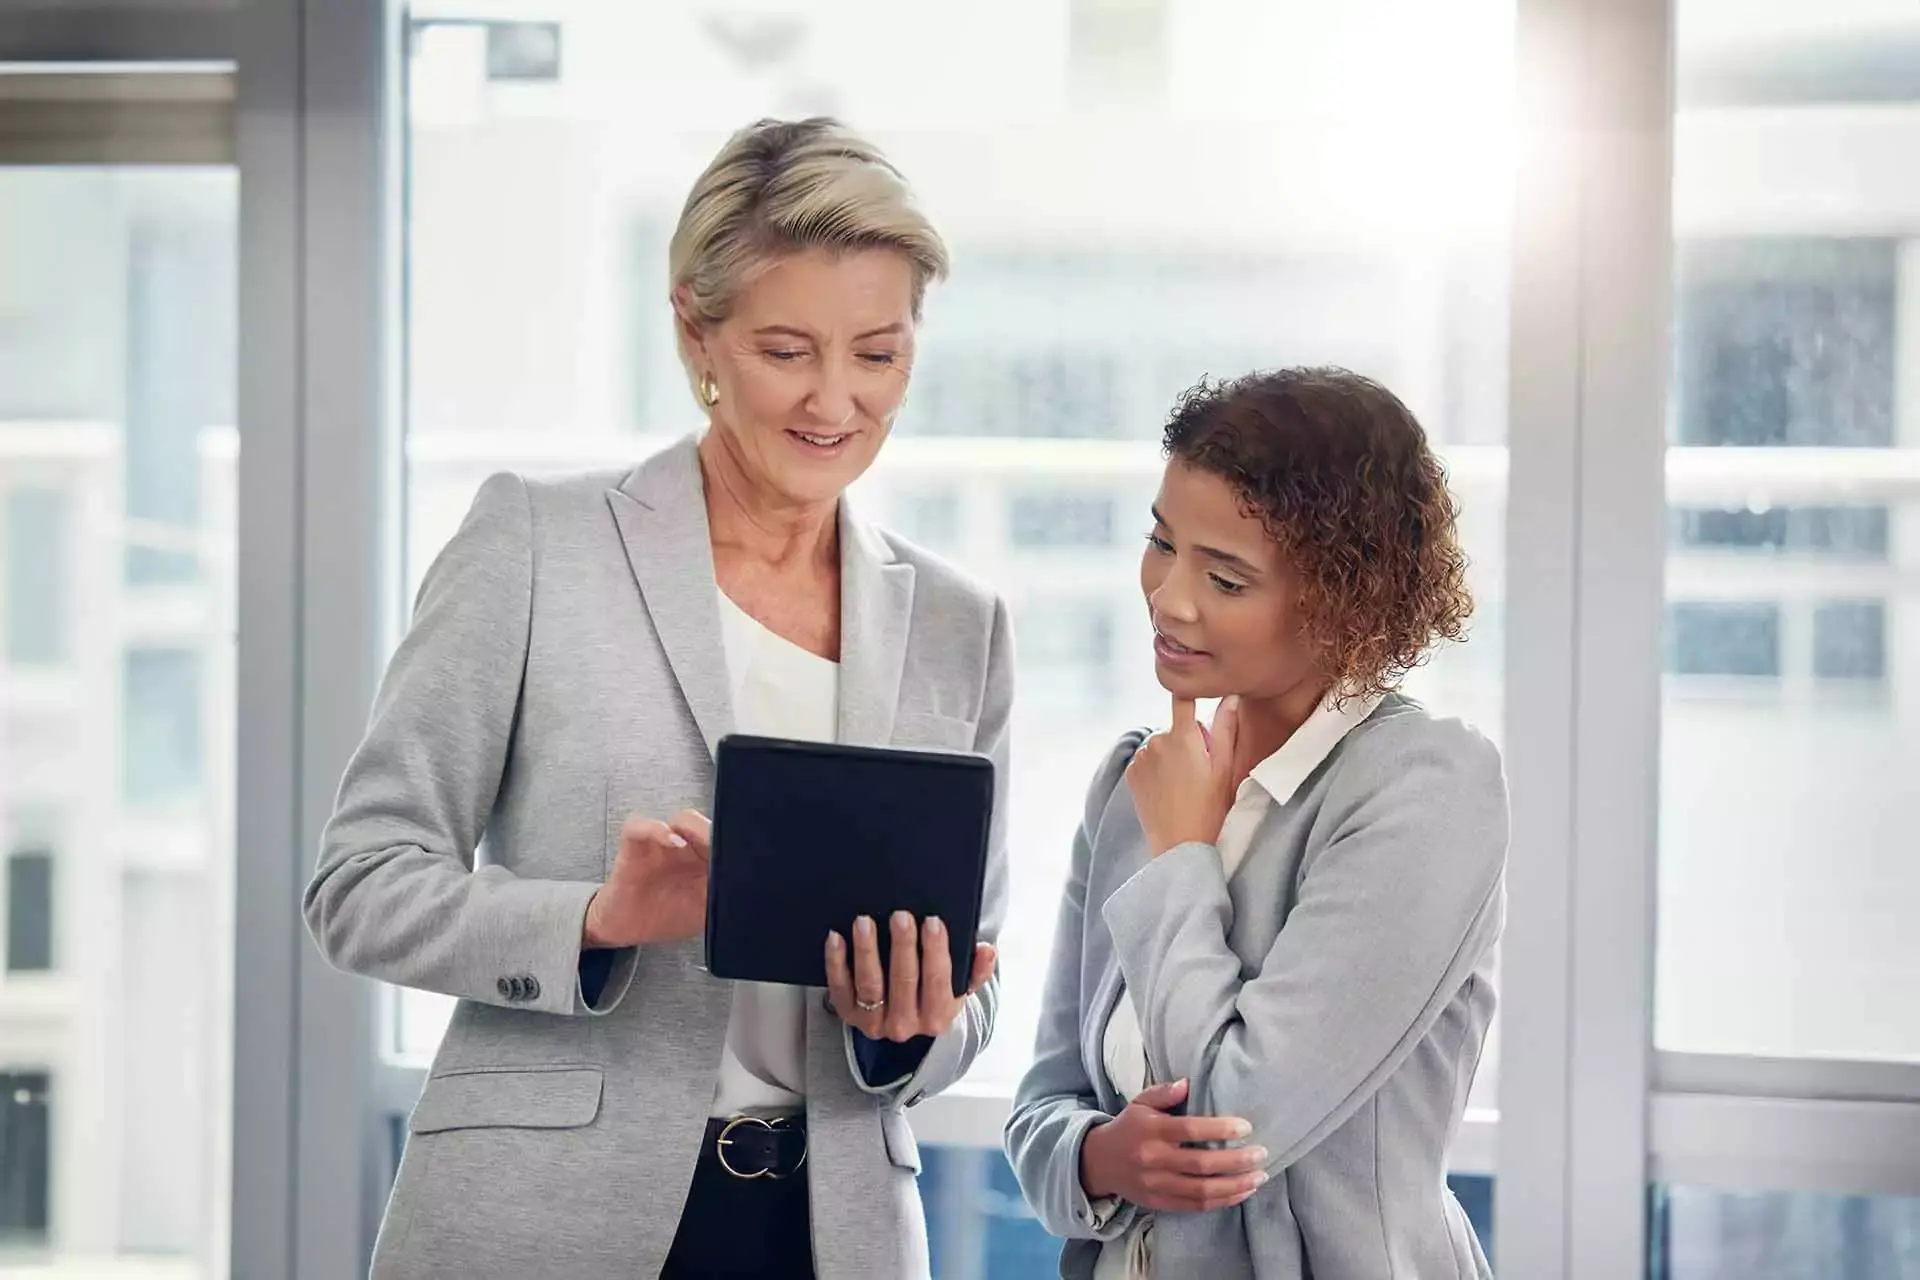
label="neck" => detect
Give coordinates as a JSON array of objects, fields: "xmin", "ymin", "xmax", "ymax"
[
  {"xmin": 698, "ymin": 428, "xmax": 838, "ymax": 571},
  {"xmin": 1229, "ymin": 677, "xmax": 1331, "ymax": 781}
]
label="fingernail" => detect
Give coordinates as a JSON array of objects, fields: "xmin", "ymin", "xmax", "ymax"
[
  {"xmin": 926, "ymin": 916, "xmax": 945, "ymax": 936},
  {"xmin": 856, "ymin": 916, "xmax": 874, "ymax": 940},
  {"xmin": 827, "ymin": 931, "xmax": 843, "ymax": 951},
  {"xmin": 892, "ymin": 910, "xmax": 913, "ymax": 932},
  {"xmin": 667, "ymin": 832, "xmax": 688, "ymax": 848},
  {"xmin": 1232, "ymin": 1119, "xmax": 1253, "ymax": 1139},
  {"xmin": 1249, "ymin": 1147, "xmax": 1269, "ymax": 1164},
  {"xmin": 1252, "ymin": 1171, "xmax": 1269, "ymax": 1187}
]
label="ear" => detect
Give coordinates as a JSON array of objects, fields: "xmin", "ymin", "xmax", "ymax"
[{"xmin": 669, "ymin": 284, "xmax": 706, "ymax": 359}]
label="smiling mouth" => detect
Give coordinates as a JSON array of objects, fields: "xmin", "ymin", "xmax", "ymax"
[
  {"xmin": 1154, "ymin": 627, "xmax": 1206, "ymax": 657},
  {"xmin": 787, "ymin": 429, "xmax": 852, "ymax": 449}
]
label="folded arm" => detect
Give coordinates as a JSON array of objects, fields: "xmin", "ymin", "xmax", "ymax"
[{"xmin": 1101, "ymin": 724, "xmax": 1507, "ymax": 1171}]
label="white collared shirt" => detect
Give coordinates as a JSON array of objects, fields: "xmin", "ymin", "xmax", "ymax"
[
  {"xmin": 1092, "ymin": 691, "xmax": 1383, "ymax": 1279},
  {"xmin": 708, "ymin": 589, "xmax": 839, "ymax": 1118}
]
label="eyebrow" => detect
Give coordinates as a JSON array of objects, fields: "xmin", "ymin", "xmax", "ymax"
[
  {"xmin": 1151, "ymin": 504, "xmax": 1264, "ymax": 578},
  {"xmin": 750, "ymin": 323, "xmax": 907, "ymax": 342}
]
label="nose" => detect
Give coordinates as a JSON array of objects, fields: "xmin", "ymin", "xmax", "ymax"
[
  {"xmin": 1148, "ymin": 571, "xmax": 1199, "ymax": 625},
  {"xmin": 810, "ymin": 358, "xmax": 856, "ymax": 427}
]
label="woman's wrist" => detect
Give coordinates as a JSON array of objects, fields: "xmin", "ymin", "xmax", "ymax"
[{"xmin": 1079, "ymin": 1117, "xmax": 1116, "ymax": 1200}]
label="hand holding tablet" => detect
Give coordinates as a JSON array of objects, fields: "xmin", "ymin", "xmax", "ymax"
[{"xmin": 823, "ymin": 908, "xmax": 996, "ymax": 1043}]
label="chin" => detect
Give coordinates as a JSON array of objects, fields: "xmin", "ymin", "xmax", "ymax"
[
  {"xmin": 1153, "ymin": 661, "xmax": 1232, "ymax": 701},
  {"xmin": 771, "ymin": 438, "xmax": 882, "ymax": 503}
]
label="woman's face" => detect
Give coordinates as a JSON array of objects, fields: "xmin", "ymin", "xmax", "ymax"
[
  {"xmin": 689, "ymin": 247, "xmax": 917, "ymax": 508},
  {"xmin": 1139, "ymin": 461, "xmax": 1320, "ymax": 702}
]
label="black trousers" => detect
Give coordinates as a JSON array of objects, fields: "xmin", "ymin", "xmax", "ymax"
[{"xmin": 661, "ymin": 1124, "xmax": 815, "ymax": 1279}]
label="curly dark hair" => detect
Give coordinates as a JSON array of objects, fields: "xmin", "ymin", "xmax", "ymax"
[{"xmin": 1161, "ymin": 366, "xmax": 1472, "ymax": 701}]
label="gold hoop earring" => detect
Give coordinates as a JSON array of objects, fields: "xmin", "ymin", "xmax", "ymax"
[{"xmin": 698, "ymin": 372, "xmax": 720, "ymax": 407}]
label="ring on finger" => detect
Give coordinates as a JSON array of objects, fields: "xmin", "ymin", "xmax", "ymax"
[{"xmin": 856, "ymin": 997, "xmax": 886, "ymax": 1013}]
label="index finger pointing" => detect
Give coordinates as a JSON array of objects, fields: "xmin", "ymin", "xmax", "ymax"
[{"xmin": 1170, "ymin": 694, "xmax": 1198, "ymax": 734}]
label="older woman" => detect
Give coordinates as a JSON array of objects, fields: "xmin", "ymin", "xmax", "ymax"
[
  {"xmin": 305, "ymin": 117, "xmax": 1010, "ymax": 1280},
  {"xmin": 1006, "ymin": 368, "xmax": 1505, "ymax": 1279}
]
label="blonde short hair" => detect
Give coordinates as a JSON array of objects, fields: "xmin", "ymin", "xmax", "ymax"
[{"xmin": 668, "ymin": 117, "xmax": 950, "ymax": 397}]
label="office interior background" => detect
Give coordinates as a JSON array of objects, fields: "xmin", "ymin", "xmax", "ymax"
[{"xmin": 0, "ymin": 0, "xmax": 1917, "ymax": 1276}]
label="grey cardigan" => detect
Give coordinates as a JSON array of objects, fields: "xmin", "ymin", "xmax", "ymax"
[
  {"xmin": 304, "ymin": 435, "xmax": 1012, "ymax": 1280},
  {"xmin": 1005, "ymin": 696, "xmax": 1504, "ymax": 1279}
]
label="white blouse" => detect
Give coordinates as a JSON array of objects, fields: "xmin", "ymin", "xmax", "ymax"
[
  {"xmin": 1093, "ymin": 692, "xmax": 1382, "ymax": 1279},
  {"xmin": 708, "ymin": 589, "xmax": 840, "ymax": 1118}
]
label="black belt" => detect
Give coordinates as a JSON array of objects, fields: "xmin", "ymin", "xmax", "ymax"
[{"xmin": 705, "ymin": 1115, "xmax": 808, "ymax": 1180}]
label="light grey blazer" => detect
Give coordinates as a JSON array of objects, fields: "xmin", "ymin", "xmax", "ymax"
[
  {"xmin": 304, "ymin": 435, "xmax": 1012, "ymax": 1280},
  {"xmin": 1006, "ymin": 696, "xmax": 1504, "ymax": 1279}
]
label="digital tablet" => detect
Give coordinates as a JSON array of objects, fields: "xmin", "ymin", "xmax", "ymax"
[{"xmin": 704, "ymin": 733, "xmax": 995, "ymax": 995}]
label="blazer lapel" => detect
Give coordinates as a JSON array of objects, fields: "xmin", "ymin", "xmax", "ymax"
[
  {"xmin": 836, "ymin": 504, "xmax": 914, "ymax": 749},
  {"xmin": 606, "ymin": 436, "xmax": 735, "ymax": 757}
]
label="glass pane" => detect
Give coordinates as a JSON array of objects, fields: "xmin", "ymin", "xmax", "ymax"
[
  {"xmin": 6, "ymin": 849, "xmax": 54, "ymax": 973},
  {"xmin": 0, "ymin": 165, "xmax": 237, "ymax": 1275},
  {"xmin": 921, "ymin": 1145, "xmax": 1496, "ymax": 1278},
  {"xmin": 1659, "ymin": 6, "xmax": 1920, "ymax": 1058},
  {"xmin": 396, "ymin": 1, "xmax": 1513, "ymax": 1110},
  {"xmin": 1651, "ymin": 1185, "xmax": 1920, "ymax": 1280}
]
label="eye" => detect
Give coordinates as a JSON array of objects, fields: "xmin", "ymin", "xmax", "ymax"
[
  {"xmin": 1144, "ymin": 532, "xmax": 1173, "ymax": 554},
  {"xmin": 1208, "ymin": 573, "xmax": 1248, "ymax": 596},
  {"xmin": 857, "ymin": 352, "xmax": 898, "ymax": 367},
  {"xmin": 765, "ymin": 349, "xmax": 806, "ymax": 363}
]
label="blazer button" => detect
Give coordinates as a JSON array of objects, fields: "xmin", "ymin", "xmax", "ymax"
[
  {"xmin": 497, "ymin": 976, "xmax": 514, "ymax": 999},
  {"xmin": 522, "ymin": 975, "xmax": 542, "ymax": 1001}
]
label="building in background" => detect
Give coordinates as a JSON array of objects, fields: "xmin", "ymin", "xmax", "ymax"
[{"xmin": 2, "ymin": 2, "xmax": 1917, "ymax": 1276}]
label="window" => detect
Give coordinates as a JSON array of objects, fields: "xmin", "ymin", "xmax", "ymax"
[
  {"xmin": 5, "ymin": 846, "xmax": 52, "ymax": 972},
  {"xmin": 1659, "ymin": 33, "xmax": 1920, "ymax": 1071},
  {"xmin": 4, "ymin": 487, "xmax": 67, "ymax": 665},
  {"xmin": 1009, "ymin": 492, "xmax": 1114, "ymax": 549},
  {"xmin": 888, "ymin": 486, "xmax": 962, "ymax": 552},
  {"xmin": 0, "ymin": 164, "xmax": 237, "ymax": 1273},
  {"xmin": 1666, "ymin": 602, "xmax": 1781, "ymax": 679},
  {"xmin": 1671, "ymin": 506, "xmax": 1889, "ymax": 557},
  {"xmin": 1811, "ymin": 599, "xmax": 1886, "ymax": 682},
  {"xmin": 0, "ymin": 1071, "xmax": 50, "ymax": 1242},
  {"xmin": 1674, "ymin": 239, "xmax": 1895, "ymax": 451},
  {"xmin": 123, "ymin": 647, "xmax": 204, "ymax": 807},
  {"xmin": 1651, "ymin": 1186, "xmax": 1920, "ymax": 1280},
  {"xmin": 903, "ymin": 347, "xmax": 1125, "ymax": 441}
]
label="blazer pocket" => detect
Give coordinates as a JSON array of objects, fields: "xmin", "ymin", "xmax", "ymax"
[
  {"xmin": 892, "ymin": 711, "xmax": 977, "ymax": 753},
  {"xmin": 879, "ymin": 1108, "xmax": 922, "ymax": 1173},
  {"xmin": 408, "ymin": 1065, "xmax": 603, "ymax": 1135}
]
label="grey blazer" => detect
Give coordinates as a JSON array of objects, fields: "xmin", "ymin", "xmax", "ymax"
[
  {"xmin": 1005, "ymin": 696, "xmax": 1504, "ymax": 1279},
  {"xmin": 305, "ymin": 435, "xmax": 1012, "ymax": 1280}
]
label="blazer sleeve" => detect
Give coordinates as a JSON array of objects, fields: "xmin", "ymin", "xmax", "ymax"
[
  {"xmin": 303, "ymin": 472, "xmax": 638, "ymax": 1017},
  {"xmin": 1099, "ymin": 719, "xmax": 1507, "ymax": 1173},
  {"xmin": 844, "ymin": 594, "xmax": 1015, "ymax": 1104},
  {"xmin": 1001, "ymin": 731, "xmax": 1146, "ymax": 1242}
]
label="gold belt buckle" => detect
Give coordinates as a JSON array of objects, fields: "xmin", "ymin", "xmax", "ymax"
[{"xmin": 715, "ymin": 1114, "xmax": 808, "ymax": 1180}]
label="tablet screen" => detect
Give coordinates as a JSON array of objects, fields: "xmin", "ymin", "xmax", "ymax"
[{"xmin": 705, "ymin": 734, "xmax": 995, "ymax": 994}]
